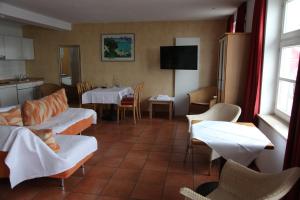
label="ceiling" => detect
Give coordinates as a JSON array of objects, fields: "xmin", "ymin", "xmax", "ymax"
[{"xmin": 0, "ymin": 0, "xmax": 245, "ymax": 23}]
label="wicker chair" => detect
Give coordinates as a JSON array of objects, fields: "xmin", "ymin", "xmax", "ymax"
[
  {"xmin": 180, "ymin": 159, "xmax": 300, "ymax": 200},
  {"xmin": 185, "ymin": 103, "xmax": 241, "ymax": 175},
  {"xmin": 187, "ymin": 86, "xmax": 217, "ymax": 114}
]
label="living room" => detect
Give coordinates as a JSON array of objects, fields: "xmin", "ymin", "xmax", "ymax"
[{"xmin": 0, "ymin": 0, "xmax": 300, "ymax": 199}]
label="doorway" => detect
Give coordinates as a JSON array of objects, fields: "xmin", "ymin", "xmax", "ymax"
[{"xmin": 58, "ymin": 45, "xmax": 81, "ymax": 104}]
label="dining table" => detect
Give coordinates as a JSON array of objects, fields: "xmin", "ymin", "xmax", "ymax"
[
  {"xmin": 82, "ymin": 86, "xmax": 133, "ymax": 105},
  {"xmin": 191, "ymin": 120, "xmax": 274, "ymax": 166},
  {"xmin": 81, "ymin": 86, "xmax": 133, "ymax": 121}
]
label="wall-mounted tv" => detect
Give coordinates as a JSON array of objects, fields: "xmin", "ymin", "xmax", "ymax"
[{"xmin": 160, "ymin": 45, "xmax": 198, "ymax": 70}]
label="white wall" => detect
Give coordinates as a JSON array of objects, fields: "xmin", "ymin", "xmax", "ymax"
[
  {"xmin": 174, "ymin": 37, "xmax": 200, "ymax": 116},
  {"xmin": 256, "ymin": 0, "xmax": 287, "ymax": 173},
  {"xmin": 256, "ymin": 118, "xmax": 287, "ymax": 173},
  {"xmin": 0, "ymin": 19, "xmax": 26, "ymax": 80}
]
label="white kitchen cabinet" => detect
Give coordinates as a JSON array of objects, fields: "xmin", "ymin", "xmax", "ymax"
[
  {"xmin": 4, "ymin": 35, "xmax": 22, "ymax": 60},
  {"xmin": 0, "ymin": 35, "xmax": 5, "ymax": 59},
  {"xmin": 2, "ymin": 35, "xmax": 34, "ymax": 60},
  {"xmin": 22, "ymin": 38, "xmax": 34, "ymax": 60},
  {"xmin": 0, "ymin": 85, "xmax": 18, "ymax": 107},
  {"xmin": 17, "ymin": 81, "xmax": 44, "ymax": 104}
]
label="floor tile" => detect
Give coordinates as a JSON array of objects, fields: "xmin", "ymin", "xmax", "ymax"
[
  {"xmin": 131, "ymin": 182, "xmax": 164, "ymax": 200},
  {"xmin": 119, "ymin": 158, "xmax": 146, "ymax": 170},
  {"xmin": 143, "ymin": 160, "xmax": 169, "ymax": 172},
  {"xmin": 138, "ymin": 170, "xmax": 166, "ymax": 184},
  {"xmin": 32, "ymin": 187, "xmax": 69, "ymax": 200},
  {"xmin": 65, "ymin": 192, "xmax": 99, "ymax": 200},
  {"xmin": 111, "ymin": 168, "xmax": 141, "ymax": 181},
  {"xmin": 101, "ymin": 180, "xmax": 136, "ymax": 198},
  {"xmin": 73, "ymin": 177, "xmax": 108, "ymax": 194},
  {"xmin": 165, "ymin": 172, "xmax": 194, "ymax": 188},
  {"xmin": 86, "ymin": 166, "xmax": 117, "ymax": 179}
]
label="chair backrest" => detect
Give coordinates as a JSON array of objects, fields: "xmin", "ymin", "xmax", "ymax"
[
  {"xmin": 204, "ymin": 103, "xmax": 241, "ymax": 122},
  {"xmin": 137, "ymin": 82, "xmax": 144, "ymax": 103},
  {"xmin": 133, "ymin": 85, "xmax": 139, "ymax": 106},
  {"xmin": 188, "ymin": 86, "xmax": 217, "ymax": 103},
  {"xmin": 218, "ymin": 160, "xmax": 300, "ymax": 200},
  {"xmin": 39, "ymin": 83, "xmax": 61, "ymax": 97},
  {"xmin": 76, "ymin": 81, "xmax": 93, "ymax": 96}
]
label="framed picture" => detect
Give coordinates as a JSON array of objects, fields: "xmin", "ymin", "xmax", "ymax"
[{"xmin": 101, "ymin": 33, "xmax": 135, "ymax": 61}]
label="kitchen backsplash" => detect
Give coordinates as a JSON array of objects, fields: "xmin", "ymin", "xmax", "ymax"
[{"xmin": 0, "ymin": 61, "xmax": 26, "ymax": 80}]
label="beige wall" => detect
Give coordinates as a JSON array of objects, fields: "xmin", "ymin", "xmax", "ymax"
[{"xmin": 24, "ymin": 20, "xmax": 226, "ymax": 107}]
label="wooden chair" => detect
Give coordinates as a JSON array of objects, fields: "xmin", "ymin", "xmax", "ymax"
[
  {"xmin": 137, "ymin": 82, "xmax": 144, "ymax": 120},
  {"xmin": 39, "ymin": 83, "xmax": 61, "ymax": 97},
  {"xmin": 187, "ymin": 86, "xmax": 217, "ymax": 114},
  {"xmin": 76, "ymin": 81, "xmax": 95, "ymax": 109},
  {"xmin": 117, "ymin": 85, "xmax": 139, "ymax": 124}
]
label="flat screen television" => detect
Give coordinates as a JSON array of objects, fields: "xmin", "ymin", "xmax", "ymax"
[{"xmin": 160, "ymin": 45, "xmax": 198, "ymax": 70}]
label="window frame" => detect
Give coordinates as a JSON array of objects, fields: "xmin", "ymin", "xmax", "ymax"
[{"xmin": 274, "ymin": 0, "xmax": 300, "ymax": 122}]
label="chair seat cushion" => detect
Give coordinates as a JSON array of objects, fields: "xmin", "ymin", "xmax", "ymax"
[{"xmin": 121, "ymin": 97, "xmax": 134, "ymax": 105}]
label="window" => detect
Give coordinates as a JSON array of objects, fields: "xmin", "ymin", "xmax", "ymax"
[{"xmin": 275, "ymin": 0, "xmax": 300, "ymax": 121}]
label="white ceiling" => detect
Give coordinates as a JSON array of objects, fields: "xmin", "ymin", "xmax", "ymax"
[{"xmin": 0, "ymin": 0, "xmax": 245, "ymax": 23}]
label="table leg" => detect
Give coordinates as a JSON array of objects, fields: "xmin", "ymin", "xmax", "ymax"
[
  {"xmin": 169, "ymin": 102, "xmax": 172, "ymax": 120},
  {"xmin": 149, "ymin": 102, "xmax": 152, "ymax": 119}
]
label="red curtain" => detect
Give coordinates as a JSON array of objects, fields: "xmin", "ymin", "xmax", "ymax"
[
  {"xmin": 236, "ymin": 2, "xmax": 247, "ymax": 32},
  {"xmin": 283, "ymin": 58, "xmax": 300, "ymax": 199},
  {"xmin": 226, "ymin": 15, "xmax": 235, "ymax": 32},
  {"xmin": 241, "ymin": 0, "xmax": 266, "ymax": 122}
]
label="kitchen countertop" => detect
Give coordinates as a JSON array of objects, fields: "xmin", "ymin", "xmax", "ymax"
[{"xmin": 0, "ymin": 78, "xmax": 44, "ymax": 87}]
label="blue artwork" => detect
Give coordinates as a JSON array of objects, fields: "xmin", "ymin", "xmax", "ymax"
[{"xmin": 102, "ymin": 34, "xmax": 135, "ymax": 61}]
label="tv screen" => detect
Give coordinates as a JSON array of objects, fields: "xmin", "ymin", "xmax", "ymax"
[{"xmin": 160, "ymin": 45, "xmax": 198, "ymax": 70}]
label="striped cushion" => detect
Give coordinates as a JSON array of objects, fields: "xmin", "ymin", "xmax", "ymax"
[
  {"xmin": 0, "ymin": 107, "xmax": 23, "ymax": 126},
  {"xmin": 30, "ymin": 129, "xmax": 60, "ymax": 152},
  {"xmin": 22, "ymin": 89, "xmax": 69, "ymax": 126}
]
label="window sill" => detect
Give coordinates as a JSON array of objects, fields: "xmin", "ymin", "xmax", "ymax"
[{"xmin": 257, "ymin": 114, "xmax": 289, "ymax": 140}]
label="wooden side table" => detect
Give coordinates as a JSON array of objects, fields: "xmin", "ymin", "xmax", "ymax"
[{"xmin": 148, "ymin": 96, "xmax": 174, "ymax": 120}]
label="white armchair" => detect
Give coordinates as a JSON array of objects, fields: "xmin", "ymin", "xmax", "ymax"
[
  {"xmin": 180, "ymin": 160, "xmax": 300, "ymax": 200},
  {"xmin": 185, "ymin": 103, "xmax": 241, "ymax": 174}
]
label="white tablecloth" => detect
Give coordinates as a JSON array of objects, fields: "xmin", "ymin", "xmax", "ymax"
[
  {"xmin": 82, "ymin": 86, "xmax": 133, "ymax": 105},
  {"xmin": 0, "ymin": 126, "xmax": 97, "ymax": 188},
  {"xmin": 191, "ymin": 121, "xmax": 272, "ymax": 166}
]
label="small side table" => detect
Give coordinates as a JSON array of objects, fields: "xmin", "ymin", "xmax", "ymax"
[{"xmin": 149, "ymin": 96, "xmax": 174, "ymax": 120}]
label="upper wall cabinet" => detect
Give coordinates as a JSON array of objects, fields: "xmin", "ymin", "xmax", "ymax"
[
  {"xmin": 2, "ymin": 35, "xmax": 34, "ymax": 60},
  {"xmin": 4, "ymin": 36, "xmax": 23, "ymax": 60},
  {"xmin": 22, "ymin": 38, "xmax": 34, "ymax": 60}
]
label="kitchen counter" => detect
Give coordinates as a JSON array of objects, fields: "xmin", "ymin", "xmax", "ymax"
[
  {"xmin": 0, "ymin": 78, "xmax": 44, "ymax": 106},
  {"xmin": 0, "ymin": 78, "xmax": 44, "ymax": 87}
]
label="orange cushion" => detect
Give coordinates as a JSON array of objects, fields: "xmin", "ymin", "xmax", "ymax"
[
  {"xmin": 0, "ymin": 107, "xmax": 23, "ymax": 126},
  {"xmin": 22, "ymin": 88, "xmax": 69, "ymax": 126},
  {"xmin": 30, "ymin": 129, "xmax": 60, "ymax": 153},
  {"xmin": 50, "ymin": 89, "xmax": 68, "ymax": 116},
  {"xmin": 22, "ymin": 98, "xmax": 53, "ymax": 126}
]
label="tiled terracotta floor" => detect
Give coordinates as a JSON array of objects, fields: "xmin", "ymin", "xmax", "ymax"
[{"xmin": 0, "ymin": 118, "xmax": 220, "ymax": 200}]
